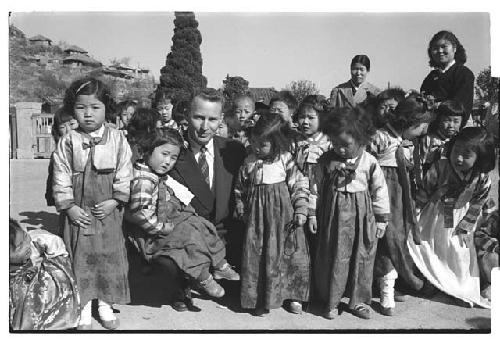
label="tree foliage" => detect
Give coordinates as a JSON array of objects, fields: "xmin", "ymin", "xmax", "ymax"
[
  {"xmin": 159, "ymin": 12, "xmax": 206, "ymax": 104},
  {"xmin": 222, "ymin": 75, "xmax": 249, "ymax": 108},
  {"xmin": 285, "ymin": 80, "xmax": 320, "ymax": 104},
  {"xmin": 475, "ymin": 66, "xmax": 499, "ymax": 103}
]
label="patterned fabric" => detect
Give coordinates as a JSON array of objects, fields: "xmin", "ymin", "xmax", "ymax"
[
  {"xmin": 236, "ymin": 152, "xmax": 311, "ymax": 309},
  {"xmin": 124, "ymin": 163, "xmax": 226, "ymax": 280},
  {"xmin": 475, "ymin": 205, "xmax": 499, "ymax": 258},
  {"xmin": 52, "ymin": 126, "xmax": 133, "ymax": 306},
  {"xmin": 197, "ymin": 146, "xmax": 210, "ymax": 186},
  {"xmin": 235, "ymin": 152, "xmax": 310, "ymax": 216},
  {"xmin": 413, "ymin": 132, "xmax": 449, "ymax": 187},
  {"xmin": 311, "ymin": 150, "xmax": 390, "ymax": 221},
  {"xmin": 415, "ymin": 158, "xmax": 491, "ymax": 233},
  {"xmin": 369, "ymin": 124, "xmax": 413, "ymax": 168},
  {"xmin": 312, "ymin": 149, "xmax": 389, "ymax": 309},
  {"xmin": 9, "ymin": 231, "xmax": 79, "ymax": 330}
]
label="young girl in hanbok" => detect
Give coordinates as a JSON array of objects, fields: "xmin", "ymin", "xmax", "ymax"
[
  {"xmin": 125, "ymin": 128, "xmax": 239, "ymax": 310},
  {"xmin": 312, "ymin": 107, "xmax": 390, "ymax": 320},
  {"xmin": 235, "ymin": 113, "xmax": 311, "ymax": 316},
  {"xmin": 9, "ymin": 219, "xmax": 80, "ymax": 330},
  {"xmin": 370, "ymin": 96, "xmax": 434, "ymax": 315},
  {"xmin": 52, "ymin": 77, "xmax": 133, "ymax": 330},
  {"xmin": 408, "ymin": 127, "xmax": 495, "ymax": 308},
  {"xmin": 295, "ymin": 95, "xmax": 331, "ymax": 253},
  {"xmin": 413, "ymin": 100, "xmax": 467, "ymax": 187}
]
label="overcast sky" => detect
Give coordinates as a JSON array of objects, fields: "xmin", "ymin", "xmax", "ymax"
[{"xmin": 8, "ymin": 11, "xmax": 493, "ymax": 95}]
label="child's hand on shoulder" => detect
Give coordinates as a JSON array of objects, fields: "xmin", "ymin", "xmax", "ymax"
[
  {"xmin": 66, "ymin": 205, "xmax": 91, "ymax": 228},
  {"xmin": 91, "ymin": 199, "xmax": 119, "ymax": 220},
  {"xmin": 235, "ymin": 201, "xmax": 245, "ymax": 220},
  {"xmin": 308, "ymin": 216, "xmax": 317, "ymax": 234},
  {"xmin": 294, "ymin": 213, "xmax": 307, "ymax": 227}
]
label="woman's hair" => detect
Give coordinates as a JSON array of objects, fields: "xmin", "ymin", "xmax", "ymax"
[
  {"xmin": 62, "ymin": 77, "xmax": 116, "ymax": 121},
  {"xmin": 429, "ymin": 100, "xmax": 467, "ymax": 133},
  {"xmin": 126, "ymin": 108, "xmax": 161, "ymax": 143},
  {"xmin": 387, "ymin": 96, "xmax": 435, "ymax": 132},
  {"xmin": 321, "ymin": 106, "xmax": 376, "ymax": 146},
  {"xmin": 250, "ymin": 113, "xmax": 293, "ymax": 160},
  {"xmin": 152, "ymin": 87, "xmax": 175, "ymax": 108},
  {"xmin": 140, "ymin": 127, "xmax": 185, "ymax": 160},
  {"xmin": 427, "ymin": 30, "xmax": 467, "ymax": 67},
  {"xmin": 269, "ymin": 90, "xmax": 298, "ymax": 111},
  {"xmin": 445, "ymin": 127, "xmax": 496, "ymax": 173},
  {"xmin": 51, "ymin": 108, "xmax": 75, "ymax": 142},
  {"xmin": 351, "ymin": 54, "xmax": 371, "ymax": 71}
]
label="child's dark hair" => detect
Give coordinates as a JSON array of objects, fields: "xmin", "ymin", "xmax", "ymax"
[
  {"xmin": 126, "ymin": 108, "xmax": 161, "ymax": 143},
  {"xmin": 321, "ymin": 106, "xmax": 376, "ymax": 146},
  {"xmin": 351, "ymin": 55, "xmax": 371, "ymax": 71},
  {"xmin": 119, "ymin": 100, "xmax": 137, "ymax": 112},
  {"xmin": 51, "ymin": 108, "xmax": 74, "ymax": 142},
  {"xmin": 63, "ymin": 77, "xmax": 116, "ymax": 121},
  {"xmin": 153, "ymin": 87, "xmax": 175, "ymax": 108},
  {"xmin": 445, "ymin": 127, "xmax": 495, "ymax": 173},
  {"xmin": 298, "ymin": 95, "xmax": 328, "ymax": 115},
  {"xmin": 251, "ymin": 113, "xmax": 292, "ymax": 160},
  {"xmin": 141, "ymin": 127, "xmax": 185, "ymax": 160},
  {"xmin": 429, "ymin": 100, "xmax": 467, "ymax": 133},
  {"xmin": 377, "ymin": 87, "xmax": 406, "ymax": 104},
  {"xmin": 427, "ymin": 30, "xmax": 467, "ymax": 67},
  {"xmin": 269, "ymin": 90, "xmax": 298, "ymax": 112},
  {"xmin": 387, "ymin": 96, "xmax": 434, "ymax": 132}
]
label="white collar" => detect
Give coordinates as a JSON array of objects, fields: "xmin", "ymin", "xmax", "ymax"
[
  {"xmin": 89, "ymin": 125, "xmax": 105, "ymax": 138},
  {"xmin": 194, "ymin": 138, "xmax": 214, "ymax": 156},
  {"xmin": 438, "ymin": 59, "xmax": 456, "ymax": 73}
]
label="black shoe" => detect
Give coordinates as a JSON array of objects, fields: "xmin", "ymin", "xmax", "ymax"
[
  {"xmin": 171, "ymin": 300, "xmax": 188, "ymax": 312},
  {"xmin": 185, "ymin": 298, "xmax": 202, "ymax": 312},
  {"xmin": 420, "ymin": 281, "xmax": 438, "ymax": 298}
]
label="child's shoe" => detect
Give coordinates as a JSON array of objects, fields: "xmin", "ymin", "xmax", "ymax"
[
  {"xmin": 77, "ymin": 300, "xmax": 92, "ymax": 330},
  {"xmin": 286, "ymin": 300, "xmax": 303, "ymax": 314},
  {"xmin": 198, "ymin": 275, "xmax": 225, "ymax": 298},
  {"xmin": 98, "ymin": 300, "xmax": 119, "ymax": 330},
  {"xmin": 322, "ymin": 308, "xmax": 336, "ymax": 320},
  {"xmin": 212, "ymin": 263, "xmax": 240, "ymax": 281},
  {"xmin": 350, "ymin": 304, "xmax": 371, "ymax": 319},
  {"xmin": 252, "ymin": 307, "xmax": 268, "ymax": 317},
  {"xmin": 481, "ymin": 285, "xmax": 491, "ymax": 301}
]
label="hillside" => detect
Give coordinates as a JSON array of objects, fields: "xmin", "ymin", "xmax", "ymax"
[{"xmin": 9, "ymin": 25, "xmax": 156, "ymax": 109}]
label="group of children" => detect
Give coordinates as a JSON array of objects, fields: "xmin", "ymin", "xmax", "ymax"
[{"xmin": 10, "ymin": 74, "xmax": 498, "ymax": 330}]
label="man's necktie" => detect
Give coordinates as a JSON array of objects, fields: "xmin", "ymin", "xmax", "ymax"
[{"xmin": 198, "ymin": 146, "xmax": 210, "ymax": 186}]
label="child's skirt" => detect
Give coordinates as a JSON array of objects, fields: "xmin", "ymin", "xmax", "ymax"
[
  {"xmin": 314, "ymin": 189, "xmax": 378, "ymax": 310},
  {"xmin": 241, "ymin": 182, "xmax": 311, "ymax": 309},
  {"xmin": 374, "ymin": 167, "xmax": 424, "ymax": 291},
  {"xmin": 60, "ymin": 158, "xmax": 130, "ymax": 306},
  {"xmin": 407, "ymin": 200, "xmax": 490, "ymax": 308}
]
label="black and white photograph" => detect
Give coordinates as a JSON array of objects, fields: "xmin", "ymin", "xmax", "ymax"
[{"xmin": 6, "ymin": 0, "xmax": 500, "ymax": 333}]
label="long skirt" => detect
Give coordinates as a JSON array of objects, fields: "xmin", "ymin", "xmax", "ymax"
[
  {"xmin": 407, "ymin": 201, "xmax": 490, "ymax": 308},
  {"xmin": 241, "ymin": 182, "xmax": 311, "ymax": 309},
  {"xmin": 10, "ymin": 256, "xmax": 80, "ymax": 330},
  {"xmin": 315, "ymin": 190, "xmax": 378, "ymax": 310},
  {"xmin": 61, "ymin": 159, "xmax": 130, "ymax": 306},
  {"xmin": 374, "ymin": 167, "xmax": 424, "ymax": 291}
]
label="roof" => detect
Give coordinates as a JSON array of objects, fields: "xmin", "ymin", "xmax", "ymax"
[
  {"xmin": 248, "ymin": 88, "xmax": 277, "ymax": 104},
  {"xmin": 63, "ymin": 54, "xmax": 102, "ymax": 67},
  {"xmin": 29, "ymin": 34, "xmax": 52, "ymax": 42},
  {"xmin": 113, "ymin": 64, "xmax": 135, "ymax": 71},
  {"xmin": 101, "ymin": 67, "xmax": 135, "ymax": 79},
  {"xmin": 64, "ymin": 45, "xmax": 87, "ymax": 53}
]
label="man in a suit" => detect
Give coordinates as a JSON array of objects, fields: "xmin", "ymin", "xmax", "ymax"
[{"xmin": 165, "ymin": 88, "xmax": 246, "ymax": 312}]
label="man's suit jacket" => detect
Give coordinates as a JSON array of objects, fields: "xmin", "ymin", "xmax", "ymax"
[{"xmin": 169, "ymin": 136, "xmax": 246, "ymax": 235}]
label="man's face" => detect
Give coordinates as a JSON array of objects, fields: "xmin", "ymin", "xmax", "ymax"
[{"xmin": 188, "ymin": 97, "xmax": 222, "ymax": 145}]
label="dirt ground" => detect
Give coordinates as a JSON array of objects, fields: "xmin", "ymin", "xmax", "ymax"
[{"xmin": 9, "ymin": 159, "xmax": 496, "ymax": 331}]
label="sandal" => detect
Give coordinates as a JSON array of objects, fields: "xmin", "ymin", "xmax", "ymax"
[{"xmin": 350, "ymin": 304, "xmax": 371, "ymax": 319}]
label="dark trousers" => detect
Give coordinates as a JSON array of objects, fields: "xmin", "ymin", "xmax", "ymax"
[{"xmin": 154, "ymin": 256, "xmax": 191, "ymax": 302}]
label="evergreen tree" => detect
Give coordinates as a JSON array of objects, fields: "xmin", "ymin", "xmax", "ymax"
[{"xmin": 159, "ymin": 12, "xmax": 207, "ymax": 104}]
